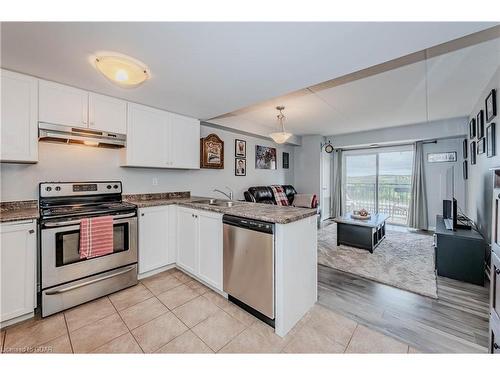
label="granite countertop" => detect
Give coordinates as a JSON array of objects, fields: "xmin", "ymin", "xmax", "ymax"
[
  {"xmin": 0, "ymin": 200, "xmax": 39, "ymax": 223},
  {"xmin": 124, "ymin": 192, "xmax": 317, "ymax": 224}
]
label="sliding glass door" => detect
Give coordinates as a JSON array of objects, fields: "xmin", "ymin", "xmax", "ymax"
[{"xmin": 343, "ymin": 147, "xmax": 413, "ymax": 225}]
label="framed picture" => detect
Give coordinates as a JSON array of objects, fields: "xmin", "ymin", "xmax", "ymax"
[
  {"xmin": 235, "ymin": 139, "xmax": 246, "ymax": 158},
  {"xmin": 282, "ymin": 152, "xmax": 290, "ymax": 169},
  {"xmin": 235, "ymin": 158, "xmax": 246, "ymax": 176},
  {"xmin": 486, "ymin": 89, "xmax": 497, "ymax": 122},
  {"xmin": 470, "ymin": 141, "xmax": 476, "ymax": 165},
  {"xmin": 477, "ymin": 110, "xmax": 485, "ymax": 139},
  {"xmin": 463, "ymin": 160, "xmax": 468, "ymax": 180},
  {"xmin": 478, "ymin": 138, "xmax": 486, "ymax": 154},
  {"xmin": 462, "ymin": 139, "xmax": 468, "ymax": 159},
  {"xmin": 200, "ymin": 133, "xmax": 224, "ymax": 169},
  {"xmin": 255, "ymin": 145, "xmax": 276, "ymax": 169},
  {"xmin": 427, "ymin": 152, "xmax": 457, "ymax": 163},
  {"xmin": 487, "ymin": 123, "xmax": 496, "ymax": 158},
  {"xmin": 469, "ymin": 118, "xmax": 476, "ymax": 139}
]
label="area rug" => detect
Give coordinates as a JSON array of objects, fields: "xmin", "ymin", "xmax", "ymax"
[{"xmin": 318, "ymin": 221, "xmax": 438, "ymax": 298}]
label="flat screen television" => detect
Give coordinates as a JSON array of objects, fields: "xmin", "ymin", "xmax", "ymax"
[{"xmin": 443, "ymin": 166, "xmax": 469, "ymax": 230}]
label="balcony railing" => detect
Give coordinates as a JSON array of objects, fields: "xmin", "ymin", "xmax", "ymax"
[{"xmin": 344, "ymin": 182, "xmax": 411, "ymax": 225}]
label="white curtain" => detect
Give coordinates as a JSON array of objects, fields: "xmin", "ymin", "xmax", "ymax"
[
  {"xmin": 408, "ymin": 141, "xmax": 428, "ymax": 229},
  {"xmin": 331, "ymin": 149, "xmax": 343, "ymax": 218}
]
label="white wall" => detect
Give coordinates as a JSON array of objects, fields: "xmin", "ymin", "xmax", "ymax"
[
  {"xmin": 0, "ymin": 124, "xmax": 295, "ymax": 202},
  {"xmin": 329, "ymin": 117, "xmax": 467, "ymax": 149},
  {"xmin": 293, "ymin": 135, "xmax": 323, "ymax": 198},
  {"xmin": 465, "ymin": 66, "xmax": 500, "ymax": 241},
  {"xmin": 423, "ymin": 137, "xmax": 466, "ymax": 229}
]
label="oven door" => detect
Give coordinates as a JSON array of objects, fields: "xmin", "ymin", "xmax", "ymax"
[{"xmin": 41, "ymin": 213, "xmax": 138, "ymax": 289}]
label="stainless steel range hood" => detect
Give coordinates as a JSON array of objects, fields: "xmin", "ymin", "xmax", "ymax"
[{"xmin": 38, "ymin": 123, "xmax": 126, "ymax": 148}]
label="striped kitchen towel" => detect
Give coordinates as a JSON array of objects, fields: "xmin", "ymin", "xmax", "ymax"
[
  {"xmin": 79, "ymin": 216, "xmax": 114, "ymax": 259},
  {"xmin": 270, "ymin": 185, "xmax": 290, "ymax": 206}
]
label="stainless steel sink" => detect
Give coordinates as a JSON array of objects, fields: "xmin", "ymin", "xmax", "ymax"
[{"xmin": 192, "ymin": 199, "xmax": 238, "ymax": 207}]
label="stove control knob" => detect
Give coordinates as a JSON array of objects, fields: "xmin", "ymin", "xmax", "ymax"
[
  {"xmin": 107, "ymin": 185, "xmax": 112, "ymax": 189},
  {"xmin": 113, "ymin": 185, "xmax": 118, "ymax": 189},
  {"xmin": 55, "ymin": 186, "xmax": 61, "ymax": 191},
  {"xmin": 45, "ymin": 186, "xmax": 52, "ymax": 192}
]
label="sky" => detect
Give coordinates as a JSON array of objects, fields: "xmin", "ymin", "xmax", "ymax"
[{"xmin": 346, "ymin": 151, "xmax": 413, "ymax": 177}]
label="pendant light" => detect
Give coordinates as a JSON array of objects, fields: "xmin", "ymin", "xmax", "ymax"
[{"xmin": 269, "ymin": 106, "xmax": 293, "ymax": 144}]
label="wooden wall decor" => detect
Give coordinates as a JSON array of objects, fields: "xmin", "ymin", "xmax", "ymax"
[{"xmin": 200, "ymin": 133, "xmax": 224, "ymax": 169}]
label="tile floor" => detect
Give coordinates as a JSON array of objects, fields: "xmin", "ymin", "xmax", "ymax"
[{"xmin": 0, "ymin": 268, "xmax": 418, "ymax": 354}]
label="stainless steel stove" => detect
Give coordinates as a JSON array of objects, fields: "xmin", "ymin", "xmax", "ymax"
[{"xmin": 39, "ymin": 181, "xmax": 138, "ymax": 317}]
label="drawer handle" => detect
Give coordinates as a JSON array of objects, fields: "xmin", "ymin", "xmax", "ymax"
[
  {"xmin": 496, "ymin": 269, "xmax": 500, "ymax": 275},
  {"xmin": 29, "ymin": 229, "xmax": 35, "ymax": 234},
  {"xmin": 494, "ymin": 343, "xmax": 499, "ymax": 350}
]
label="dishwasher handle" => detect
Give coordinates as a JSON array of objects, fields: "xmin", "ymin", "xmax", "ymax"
[{"xmin": 223, "ymin": 215, "xmax": 274, "ymax": 234}]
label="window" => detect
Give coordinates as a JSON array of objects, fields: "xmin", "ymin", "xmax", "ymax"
[{"xmin": 343, "ymin": 146, "xmax": 413, "ymax": 225}]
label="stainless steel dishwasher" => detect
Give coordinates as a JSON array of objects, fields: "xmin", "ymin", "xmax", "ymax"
[{"xmin": 223, "ymin": 215, "xmax": 275, "ymax": 326}]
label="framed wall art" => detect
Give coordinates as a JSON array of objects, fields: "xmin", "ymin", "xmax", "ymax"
[
  {"xmin": 427, "ymin": 152, "xmax": 457, "ymax": 163},
  {"xmin": 463, "ymin": 160, "xmax": 468, "ymax": 180},
  {"xmin": 255, "ymin": 145, "xmax": 276, "ymax": 169},
  {"xmin": 462, "ymin": 139, "xmax": 468, "ymax": 159},
  {"xmin": 200, "ymin": 133, "xmax": 224, "ymax": 169},
  {"xmin": 235, "ymin": 139, "xmax": 246, "ymax": 158},
  {"xmin": 469, "ymin": 118, "xmax": 476, "ymax": 139},
  {"xmin": 487, "ymin": 123, "xmax": 496, "ymax": 158},
  {"xmin": 478, "ymin": 138, "xmax": 486, "ymax": 154},
  {"xmin": 477, "ymin": 110, "xmax": 485, "ymax": 139},
  {"xmin": 235, "ymin": 158, "xmax": 246, "ymax": 176},
  {"xmin": 470, "ymin": 141, "xmax": 476, "ymax": 165},
  {"xmin": 282, "ymin": 152, "xmax": 290, "ymax": 169},
  {"xmin": 486, "ymin": 89, "xmax": 497, "ymax": 122}
]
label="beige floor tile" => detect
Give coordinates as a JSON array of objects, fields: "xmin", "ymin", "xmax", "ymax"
[
  {"xmin": 119, "ymin": 297, "xmax": 169, "ymax": 330},
  {"xmin": 305, "ymin": 304, "xmax": 357, "ymax": 346},
  {"xmin": 185, "ymin": 280, "xmax": 211, "ymax": 295},
  {"xmin": 173, "ymin": 271, "xmax": 194, "ymax": 284},
  {"xmin": 109, "ymin": 283, "xmax": 153, "ymax": 311},
  {"xmin": 64, "ymin": 297, "xmax": 116, "ymax": 332},
  {"xmin": 345, "ymin": 325, "xmax": 409, "ymax": 353},
  {"xmin": 4, "ymin": 314, "xmax": 67, "ymax": 351},
  {"xmin": 220, "ymin": 321, "xmax": 288, "ymax": 353},
  {"xmin": 93, "ymin": 332, "xmax": 143, "ymax": 353},
  {"xmin": 192, "ymin": 309, "xmax": 246, "ymax": 352},
  {"xmin": 131, "ymin": 312, "xmax": 187, "ymax": 353},
  {"xmin": 281, "ymin": 325, "xmax": 346, "ymax": 353},
  {"xmin": 35, "ymin": 333, "xmax": 73, "ymax": 354},
  {"xmin": 156, "ymin": 330, "xmax": 213, "ymax": 353},
  {"xmin": 172, "ymin": 295, "xmax": 220, "ymax": 328},
  {"xmin": 157, "ymin": 284, "xmax": 200, "ymax": 310},
  {"xmin": 220, "ymin": 303, "xmax": 259, "ymax": 327},
  {"xmin": 142, "ymin": 273, "xmax": 184, "ymax": 295},
  {"xmin": 70, "ymin": 313, "xmax": 128, "ymax": 353},
  {"xmin": 204, "ymin": 290, "xmax": 232, "ymax": 309}
]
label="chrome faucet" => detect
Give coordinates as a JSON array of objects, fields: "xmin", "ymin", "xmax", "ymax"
[{"xmin": 213, "ymin": 187, "xmax": 234, "ymax": 201}]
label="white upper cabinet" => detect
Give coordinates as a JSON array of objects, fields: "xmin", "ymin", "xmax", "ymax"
[
  {"xmin": 0, "ymin": 69, "xmax": 38, "ymax": 163},
  {"xmin": 88, "ymin": 93, "xmax": 127, "ymax": 134},
  {"xmin": 39, "ymin": 80, "xmax": 89, "ymax": 128},
  {"xmin": 171, "ymin": 113, "xmax": 200, "ymax": 169},
  {"xmin": 123, "ymin": 103, "xmax": 200, "ymax": 169},
  {"xmin": 124, "ymin": 103, "xmax": 169, "ymax": 168}
]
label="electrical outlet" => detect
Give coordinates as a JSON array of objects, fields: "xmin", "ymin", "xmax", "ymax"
[{"xmin": 152, "ymin": 177, "xmax": 159, "ymax": 186}]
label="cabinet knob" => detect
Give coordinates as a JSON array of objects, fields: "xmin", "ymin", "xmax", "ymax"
[
  {"xmin": 496, "ymin": 268, "xmax": 500, "ymax": 275},
  {"xmin": 141, "ymin": 213, "xmax": 144, "ymax": 217},
  {"xmin": 29, "ymin": 229, "xmax": 35, "ymax": 234},
  {"xmin": 494, "ymin": 343, "xmax": 499, "ymax": 350}
]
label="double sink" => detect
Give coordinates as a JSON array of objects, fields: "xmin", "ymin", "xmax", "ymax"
[{"xmin": 191, "ymin": 198, "xmax": 241, "ymax": 208}]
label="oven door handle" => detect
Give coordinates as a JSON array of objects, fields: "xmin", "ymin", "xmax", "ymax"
[
  {"xmin": 43, "ymin": 212, "xmax": 136, "ymax": 227},
  {"xmin": 44, "ymin": 265, "xmax": 136, "ymax": 295}
]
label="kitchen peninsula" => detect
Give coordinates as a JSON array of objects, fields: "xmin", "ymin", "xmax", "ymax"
[{"xmin": 125, "ymin": 192, "xmax": 318, "ymax": 337}]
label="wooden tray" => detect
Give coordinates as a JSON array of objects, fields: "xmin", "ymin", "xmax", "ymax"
[{"xmin": 351, "ymin": 213, "xmax": 371, "ymax": 220}]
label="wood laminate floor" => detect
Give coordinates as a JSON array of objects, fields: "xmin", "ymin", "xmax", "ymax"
[{"xmin": 318, "ymin": 264, "xmax": 490, "ymax": 353}]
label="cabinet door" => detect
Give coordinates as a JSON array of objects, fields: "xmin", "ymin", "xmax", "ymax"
[
  {"xmin": 39, "ymin": 80, "xmax": 89, "ymax": 128},
  {"xmin": 125, "ymin": 103, "xmax": 169, "ymax": 167},
  {"xmin": 170, "ymin": 113, "xmax": 200, "ymax": 169},
  {"xmin": 0, "ymin": 70, "xmax": 38, "ymax": 163},
  {"xmin": 167, "ymin": 205, "xmax": 178, "ymax": 264},
  {"xmin": 492, "ymin": 251, "xmax": 500, "ymax": 320},
  {"xmin": 88, "ymin": 93, "xmax": 127, "ymax": 134},
  {"xmin": 0, "ymin": 221, "xmax": 36, "ymax": 322},
  {"xmin": 138, "ymin": 207, "xmax": 170, "ymax": 274},
  {"xmin": 197, "ymin": 211, "xmax": 223, "ymax": 290},
  {"xmin": 177, "ymin": 207, "xmax": 198, "ymax": 275}
]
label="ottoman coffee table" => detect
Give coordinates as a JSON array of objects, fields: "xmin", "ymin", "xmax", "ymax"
[{"xmin": 333, "ymin": 213, "xmax": 389, "ymax": 253}]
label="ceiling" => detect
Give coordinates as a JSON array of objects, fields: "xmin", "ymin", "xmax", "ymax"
[{"xmin": 1, "ymin": 22, "xmax": 496, "ymax": 137}]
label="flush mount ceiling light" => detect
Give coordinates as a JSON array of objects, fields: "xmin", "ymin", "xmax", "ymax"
[
  {"xmin": 94, "ymin": 53, "xmax": 150, "ymax": 88},
  {"xmin": 269, "ymin": 106, "xmax": 293, "ymax": 144}
]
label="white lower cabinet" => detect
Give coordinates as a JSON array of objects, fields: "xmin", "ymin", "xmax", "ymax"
[
  {"xmin": 0, "ymin": 220, "xmax": 37, "ymax": 325},
  {"xmin": 138, "ymin": 206, "xmax": 176, "ymax": 275},
  {"xmin": 177, "ymin": 207, "xmax": 223, "ymax": 290}
]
